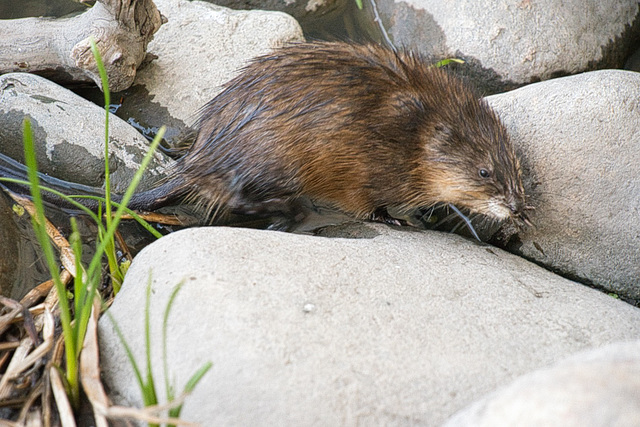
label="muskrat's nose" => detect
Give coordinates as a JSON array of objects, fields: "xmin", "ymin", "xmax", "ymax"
[
  {"xmin": 509, "ymin": 196, "xmax": 534, "ymax": 227},
  {"xmin": 505, "ymin": 189, "xmax": 527, "ymax": 214}
]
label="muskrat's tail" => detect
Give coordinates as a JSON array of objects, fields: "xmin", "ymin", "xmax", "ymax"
[
  {"xmin": 125, "ymin": 178, "xmax": 188, "ymax": 211},
  {"xmin": 0, "ymin": 152, "xmax": 185, "ymax": 212},
  {"xmin": 0, "ymin": 152, "xmax": 107, "ymax": 210}
]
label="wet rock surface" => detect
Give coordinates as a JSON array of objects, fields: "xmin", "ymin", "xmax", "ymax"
[
  {"xmin": 0, "ymin": 73, "xmax": 172, "ymax": 193},
  {"xmin": 203, "ymin": 0, "xmax": 341, "ymax": 21}
]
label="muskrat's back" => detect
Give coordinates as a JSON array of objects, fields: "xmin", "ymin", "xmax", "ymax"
[{"xmin": 165, "ymin": 42, "xmax": 528, "ymax": 225}]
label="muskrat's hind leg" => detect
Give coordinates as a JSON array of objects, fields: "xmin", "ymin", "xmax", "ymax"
[
  {"xmin": 370, "ymin": 207, "xmax": 407, "ymax": 227},
  {"xmin": 228, "ymin": 196, "xmax": 307, "ymax": 231}
]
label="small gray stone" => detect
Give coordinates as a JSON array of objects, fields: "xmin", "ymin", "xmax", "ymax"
[
  {"xmin": 444, "ymin": 340, "xmax": 640, "ymax": 427},
  {"xmin": 99, "ymin": 226, "xmax": 640, "ymax": 426},
  {"xmin": 487, "ymin": 69, "xmax": 640, "ymax": 301},
  {"xmin": 0, "ymin": 73, "xmax": 172, "ymax": 193}
]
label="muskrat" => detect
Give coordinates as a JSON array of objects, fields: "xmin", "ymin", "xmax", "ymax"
[{"xmin": 1, "ymin": 42, "xmax": 530, "ymax": 230}]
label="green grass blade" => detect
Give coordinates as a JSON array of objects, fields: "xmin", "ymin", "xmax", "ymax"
[
  {"xmin": 71, "ymin": 195, "xmax": 163, "ymax": 239},
  {"xmin": 105, "ymin": 311, "xmax": 148, "ymax": 401},
  {"xmin": 69, "ymin": 216, "xmax": 103, "ymax": 360},
  {"xmin": 169, "ymin": 361, "xmax": 213, "ymax": 420},
  {"xmin": 89, "ymin": 37, "xmax": 124, "ymax": 293},
  {"xmin": 89, "ymin": 38, "xmax": 113, "ymax": 226},
  {"xmin": 144, "ymin": 278, "xmax": 159, "ymax": 407},
  {"xmin": 182, "ymin": 362, "xmax": 213, "ymax": 394},
  {"xmin": 22, "ymin": 119, "xmax": 79, "ymax": 407},
  {"xmin": 163, "ymin": 281, "xmax": 185, "ymax": 406},
  {"xmin": 143, "ymin": 277, "xmax": 159, "ymax": 427},
  {"xmin": 69, "ymin": 218, "xmax": 85, "ymax": 343},
  {"xmin": 434, "ymin": 58, "xmax": 465, "ymax": 68},
  {"xmin": 85, "ymin": 127, "xmax": 165, "ymax": 281}
]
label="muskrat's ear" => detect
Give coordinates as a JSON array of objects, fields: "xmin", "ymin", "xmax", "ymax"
[
  {"xmin": 433, "ymin": 123, "xmax": 453, "ymax": 144},
  {"xmin": 382, "ymin": 91, "xmax": 429, "ymax": 134},
  {"xmin": 387, "ymin": 90, "xmax": 425, "ymax": 115},
  {"xmin": 434, "ymin": 123, "xmax": 452, "ymax": 137}
]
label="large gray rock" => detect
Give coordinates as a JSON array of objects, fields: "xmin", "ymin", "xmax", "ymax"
[
  {"xmin": 374, "ymin": 0, "xmax": 640, "ymax": 93},
  {"xmin": 0, "ymin": 73, "xmax": 172, "ymax": 193},
  {"xmin": 130, "ymin": 0, "xmax": 304, "ymax": 134},
  {"xmin": 445, "ymin": 340, "xmax": 640, "ymax": 426},
  {"xmin": 487, "ymin": 70, "xmax": 640, "ymax": 301},
  {"xmin": 99, "ymin": 226, "xmax": 640, "ymax": 426}
]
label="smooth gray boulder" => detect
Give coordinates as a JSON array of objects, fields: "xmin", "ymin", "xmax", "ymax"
[
  {"xmin": 130, "ymin": 0, "xmax": 304, "ymax": 134},
  {"xmin": 98, "ymin": 226, "xmax": 640, "ymax": 426},
  {"xmin": 0, "ymin": 73, "xmax": 172, "ymax": 193},
  {"xmin": 487, "ymin": 69, "xmax": 640, "ymax": 301},
  {"xmin": 374, "ymin": 0, "xmax": 640, "ymax": 92},
  {"xmin": 445, "ymin": 340, "xmax": 640, "ymax": 426}
]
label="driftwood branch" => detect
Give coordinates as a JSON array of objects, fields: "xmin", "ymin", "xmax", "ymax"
[{"xmin": 0, "ymin": 0, "xmax": 164, "ymax": 91}]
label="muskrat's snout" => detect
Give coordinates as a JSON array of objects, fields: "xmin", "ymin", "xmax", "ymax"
[
  {"xmin": 506, "ymin": 190, "xmax": 525, "ymax": 216},
  {"xmin": 514, "ymin": 204, "xmax": 535, "ymax": 228},
  {"xmin": 476, "ymin": 177, "xmax": 532, "ymax": 227},
  {"xmin": 505, "ymin": 190, "xmax": 534, "ymax": 228}
]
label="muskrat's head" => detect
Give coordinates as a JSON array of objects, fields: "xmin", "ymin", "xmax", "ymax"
[{"xmin": 415, "ymin": 76, "xmax": 531, "ymax": 226}]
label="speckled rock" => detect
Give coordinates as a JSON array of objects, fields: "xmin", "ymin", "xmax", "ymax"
[
  {"xmin": 99, "ymin": 226, "xmax": 640, "ymax": 426},
  {"xmin": 487, "ymin": 69, "xmax": 640, "ymax": 301},
  {"xmin": 0, "ymin": 73, "xmax": 172, "ymax": 193}
]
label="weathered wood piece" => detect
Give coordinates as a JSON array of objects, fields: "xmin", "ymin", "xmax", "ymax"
[{"xmin": 0, "ymin": 0, "xmax": 164, "ymax": 91}]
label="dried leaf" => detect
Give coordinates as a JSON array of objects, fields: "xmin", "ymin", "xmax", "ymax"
[
  {"xmin": 17, "ymin": 308, "xmax": 54, "ymax": 372},
  {"xmin": 8, "ymin": 193, "xmax": 85, "ymax": 281},
  {"xmin": 80, "ymin": 297, "xmax": 109, "ymax": 427},
  {"xmin": 50, "ymin": 366, "xmax": 76, "ymax": 427},
  {"xmin": 0, "ymin": 335, "xmax": 33, "ymax": 399},
  {"xmin": 0, "ymin": 296, "xmax": 22, "ymax": 336}
]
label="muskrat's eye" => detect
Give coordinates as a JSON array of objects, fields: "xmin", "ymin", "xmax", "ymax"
[{"xmin": 479, "ymin": 168, "xmax": 491, "ymax": 178}]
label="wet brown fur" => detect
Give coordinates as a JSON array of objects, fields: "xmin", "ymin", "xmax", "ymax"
[{"xmin": 139, "ymin": 41, "xmax": 528, "ymax": 225}]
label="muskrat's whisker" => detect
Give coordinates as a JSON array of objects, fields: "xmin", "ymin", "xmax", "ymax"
[{"xmin": 448, "ymin": 204, "xmax": 481, "ymax": 242}]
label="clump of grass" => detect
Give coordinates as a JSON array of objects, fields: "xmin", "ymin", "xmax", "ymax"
[
  {"xmin": 16, "ymin": 37, "xmax": 165, "ymax": 409},
  {"xmin": 1, "ymin": 36, "xmax": 210, "ymax": 424},
  {"xmin": 108, "ymin": 278, "xmax": 212, "ymax": 427}
]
